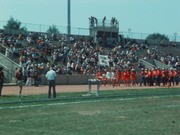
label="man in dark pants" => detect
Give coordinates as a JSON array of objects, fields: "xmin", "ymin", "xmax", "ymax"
[
  {"xmin": 0, "ymin": 67, "xmax": 5, "ymax": 96},
  {"xmin": 46, "ymin": 67, "xmax": 57, "ymax": 98}
]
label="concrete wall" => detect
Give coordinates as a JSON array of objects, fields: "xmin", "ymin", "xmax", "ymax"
[{"xmin": 41, "ymin": 74, "xmax": 96, "ymax": 85}]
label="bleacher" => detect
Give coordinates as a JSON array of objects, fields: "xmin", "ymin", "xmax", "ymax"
[{"xmin": 0, "ymin": 30, "xmax": 180, "ymax": 84}]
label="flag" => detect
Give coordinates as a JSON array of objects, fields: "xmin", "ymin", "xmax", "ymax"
[{"xmin": 98, "ymin": 54, "xmax": 109, "ymax": 66}]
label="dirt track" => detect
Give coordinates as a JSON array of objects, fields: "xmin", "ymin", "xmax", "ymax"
[{"xmin": 1, "ymin": 84, "xmax": 180, "ymax": 96}]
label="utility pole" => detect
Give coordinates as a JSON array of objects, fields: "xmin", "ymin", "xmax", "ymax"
[{"xmin": 67, "ymin": 0, "xmax": 71, "ymax": 42}]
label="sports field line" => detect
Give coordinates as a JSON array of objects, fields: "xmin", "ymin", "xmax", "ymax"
[
  {"xmin": 0, "ymin": 124, "xmax": 63, "ymax": 134},
  {"xmin": 0, "ymin": 94, "xmax": 179, "ymax": 110}
]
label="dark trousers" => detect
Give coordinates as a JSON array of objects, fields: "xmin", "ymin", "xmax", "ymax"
[
  {"xmin": 48, "ymin": 80, "xmax": 56, "ymax": 98},
  {"xmin": 0, "ymin": 80, "xmax": 3, "ymax": 96},
  {"xmin": 140, "ymin": 76, "xmax": 146, "ymax": 86}
]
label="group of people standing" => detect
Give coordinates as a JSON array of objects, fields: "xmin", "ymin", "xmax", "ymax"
[
  {"xmin": 0, "ymin": 66, "xmax": 57, "ymax": 99},
  {"xmin": 139, "ymin": 67, "xmax": 179, "ymax": 87},
  {"xmin": 96, "ymin": 67, "xmax": 179, "ymax": 87},
  {"xmin": 96, "ymin": 68, "xmax": 138, "ymax": 87}
]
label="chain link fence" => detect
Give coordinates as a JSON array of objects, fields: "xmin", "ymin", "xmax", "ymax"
[{"xmin": 1, "ymin": 20, "xmax": 179, "ymax": 42}]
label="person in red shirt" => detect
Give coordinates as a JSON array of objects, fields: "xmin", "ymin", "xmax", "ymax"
[
  {"xmin": 156, "ymin": 67, "xmax": 162, "ymax": 86},
  {"xmin": 122, "ymin": 68, "xmax": 131, "ymax": 87},
  {"xmin": 164, "ymin": 68, "xmax": 169, "ymax": 86},
  {"xmin": 168, "ymin": 68, "xmax": 175, "ymax": 87},
  {"xmin": 122, "ymin": 69, "xmax": 127, "ymax": 86},
  {"xmin": 147, "ymin": 68, "xmax": 153, "ymax": 86},
  {"xmin": 152, "ymin": 67, "xmax": 157, "ymax": 85},
  {"xmin": 96, "ymin": 69, "xmax": 103, "ymax": 81},
  {"xmin": 126, "ymin": 69, "xmax": 131, "ymax": 87},
  {"xmin": 115, "ymin": 68, "xmax": 122, "ymax": 86}
]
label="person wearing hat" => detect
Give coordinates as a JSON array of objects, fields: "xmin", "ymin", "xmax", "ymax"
[
  {"xmin": 46, "ymin": 66, "xmax": 57, "ymax": 98},
  {"xmin": 0, "ymin": 67, "xmax": 5, "ymax": 96}
]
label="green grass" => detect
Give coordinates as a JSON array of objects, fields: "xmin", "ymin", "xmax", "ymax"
[{"xmin": 0, "ymin": 88, "xmax": 180, "ymax": 135}]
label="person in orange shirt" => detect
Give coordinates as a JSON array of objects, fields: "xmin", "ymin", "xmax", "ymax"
[
  {"xmin": 164, "ymin": 68, "xmax": 169, "ymax": 86},
  {"xmin": 156, "ymin": 67, "xmax": 162, "ymax": 86},
  {"xmin": 97, "ymin": 69, "xmax": 107, "ymax": 86},
  {"xmin": 161, "ymin": 68, "xmax": 166, "ymax": 86},
  {"xmin": 168, "ymin": 68, "xmax": 175, "ymax": 87},
  {"xmin": 96, "ymin": 69, "xmax": 103, "ymax": 81},
  {"xmin": 152, "ymin": 67, "xmax": 157, "ymax": 86},
  {"xmin": 122, "ymin": 68, "xmax": 131, "ymax": 87},
  {"xmin": 122, "ymin": 69, "xmax": 127, "ymax": 86},
  {"xmin": 115, "ymin": 68, "xmax": 122, "ymax": 86},
  {"xmin": 126, "ymin": 69, "xmax": 131, "ymax": 87},
  {"xmin": 147, "ymin": 68, "xmax": 153, "ymax": 86}
]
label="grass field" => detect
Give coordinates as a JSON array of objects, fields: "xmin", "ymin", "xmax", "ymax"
[{"xmin": 0, "ymin": 88, "xmax": 180, "ymax": 135}]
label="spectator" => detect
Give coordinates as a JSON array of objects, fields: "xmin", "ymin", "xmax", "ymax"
[
  {"xmin": 0, "ymin": 67, "xmax": 5, "ymax": 96},
  {"xmin": 15, "ymin": 68, "xmax": 24, "ymax": 97}
]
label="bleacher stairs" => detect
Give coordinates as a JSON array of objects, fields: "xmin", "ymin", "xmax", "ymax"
[
  {"xmin": 0, "ymin": 53, "xmax": 20, "ymax": 83},
  {"xmin": 138, "ymin": 58, "xmax": 171, "ymax": 69}
]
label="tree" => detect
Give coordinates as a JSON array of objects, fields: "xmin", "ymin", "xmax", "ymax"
[
  {"xmin": 47, "ymin": 25, "xmax": 60, "ymax": 35},
  {"xmin": 146, "ymin": 33, "xmax": 169, "ymax": 45},
  {"xmin": 3, "ymin": 17, "xmax": 27, "ymax": 31}
]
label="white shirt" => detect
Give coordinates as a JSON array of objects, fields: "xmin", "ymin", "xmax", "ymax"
[{"xmin": 46, "ymin": 69, "xmax": 57, "ymax": 80}]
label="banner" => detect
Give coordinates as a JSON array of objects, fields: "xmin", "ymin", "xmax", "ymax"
[{"xmin": 98, "ymin": 54, "xmax": 109, "ymax": 66}]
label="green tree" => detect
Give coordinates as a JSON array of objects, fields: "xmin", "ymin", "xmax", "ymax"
[
  {"xmin": 146, "ymin": 33, "xmax": 169, "ymax": 45},
  {"xmin": 3, "ymin": 17, "xmax": 27, "ymax": 31},
  {"xmin": 47, "ymin": 25, "xmax": 60, "ymax": 35}
]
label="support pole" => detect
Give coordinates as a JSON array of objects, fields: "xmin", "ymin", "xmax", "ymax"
[{"xmin": 67, "ymin": 0, "xmax": 71, "ymax": 42}]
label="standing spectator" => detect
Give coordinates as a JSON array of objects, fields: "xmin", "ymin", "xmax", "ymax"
[
  {"xmin": 116, "ymin": 68, "xmax": 122, "ymax": 86},
  {"xmin": 16, "ymin": 68, "xmax": 24, "ymax": 97},
  {"xmin": 131, "ymin": 68, "xmax": 137, "ymax": 86},
  {"xmin": 0, "ymin": 67, "xmax": 5, "ymax": 96},
  {"xmin": 168, "ymin": 68, "xmax": 175, "ymax": 87},
  {"xmin": 25, "ymin": 67, "xmax": 32, "ymax": 86},
  {"xmin": 33, "ymin": 68, "xmax": 39, "ymax": 86},
  {"xmin": 46, "ymin": 67, "xmax": 57, "ymax": 98},
  {"xmin": 156, "ymin": 67, "xmax": 162, "ymax": 86},
  {"xmin": 139, "ymin": 68, "xmax": 145, "ymax": 86}
]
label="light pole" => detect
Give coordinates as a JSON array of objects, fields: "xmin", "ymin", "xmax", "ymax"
[{"xmin": 67, "ymin": 0, "xmax": 71, "ymax": 42}]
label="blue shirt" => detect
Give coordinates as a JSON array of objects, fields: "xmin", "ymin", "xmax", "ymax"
[{"xmin": 46, "ymin": 69, "xmax": 57, "ymax": 80}]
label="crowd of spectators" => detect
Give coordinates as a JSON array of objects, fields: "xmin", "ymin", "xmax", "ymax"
[
  {"xmin": 142, "ymin": 45, "xmax": 180, "ymax": 68},
  {"xmin": 0, "ymin": 31, "xmax": 180, "ymax": 86}
]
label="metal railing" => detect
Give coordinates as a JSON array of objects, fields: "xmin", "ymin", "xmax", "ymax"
[{"xmin": 1, "ymin": 20, "xmax": 180, "ymax": 42}]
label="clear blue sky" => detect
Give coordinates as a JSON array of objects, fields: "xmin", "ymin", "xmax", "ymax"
[{"xmin": 0, "ymin": 0, "xmax": 179, "ymax": 39}]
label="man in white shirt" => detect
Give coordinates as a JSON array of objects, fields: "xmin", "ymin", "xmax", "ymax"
[{"xmin": 46, "ymin": 67, "xmax": 57, "ymax": 98}]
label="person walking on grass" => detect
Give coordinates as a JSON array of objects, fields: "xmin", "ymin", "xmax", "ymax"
[
  {"xmin": 46, "ymin": 67, "xmax": 57, "ymax": 98},
  {"xmin": 0, "ymin": 67, "xmax": 5, "ymax": 96},
  {"xmin": 15, "ymin": 68, "xmax": 24, "ymax": 97}
]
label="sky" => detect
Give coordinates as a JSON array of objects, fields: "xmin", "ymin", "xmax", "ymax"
[{"xmin": 0, "ymin": 0, "xmax": 180, "ymax": 40}]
